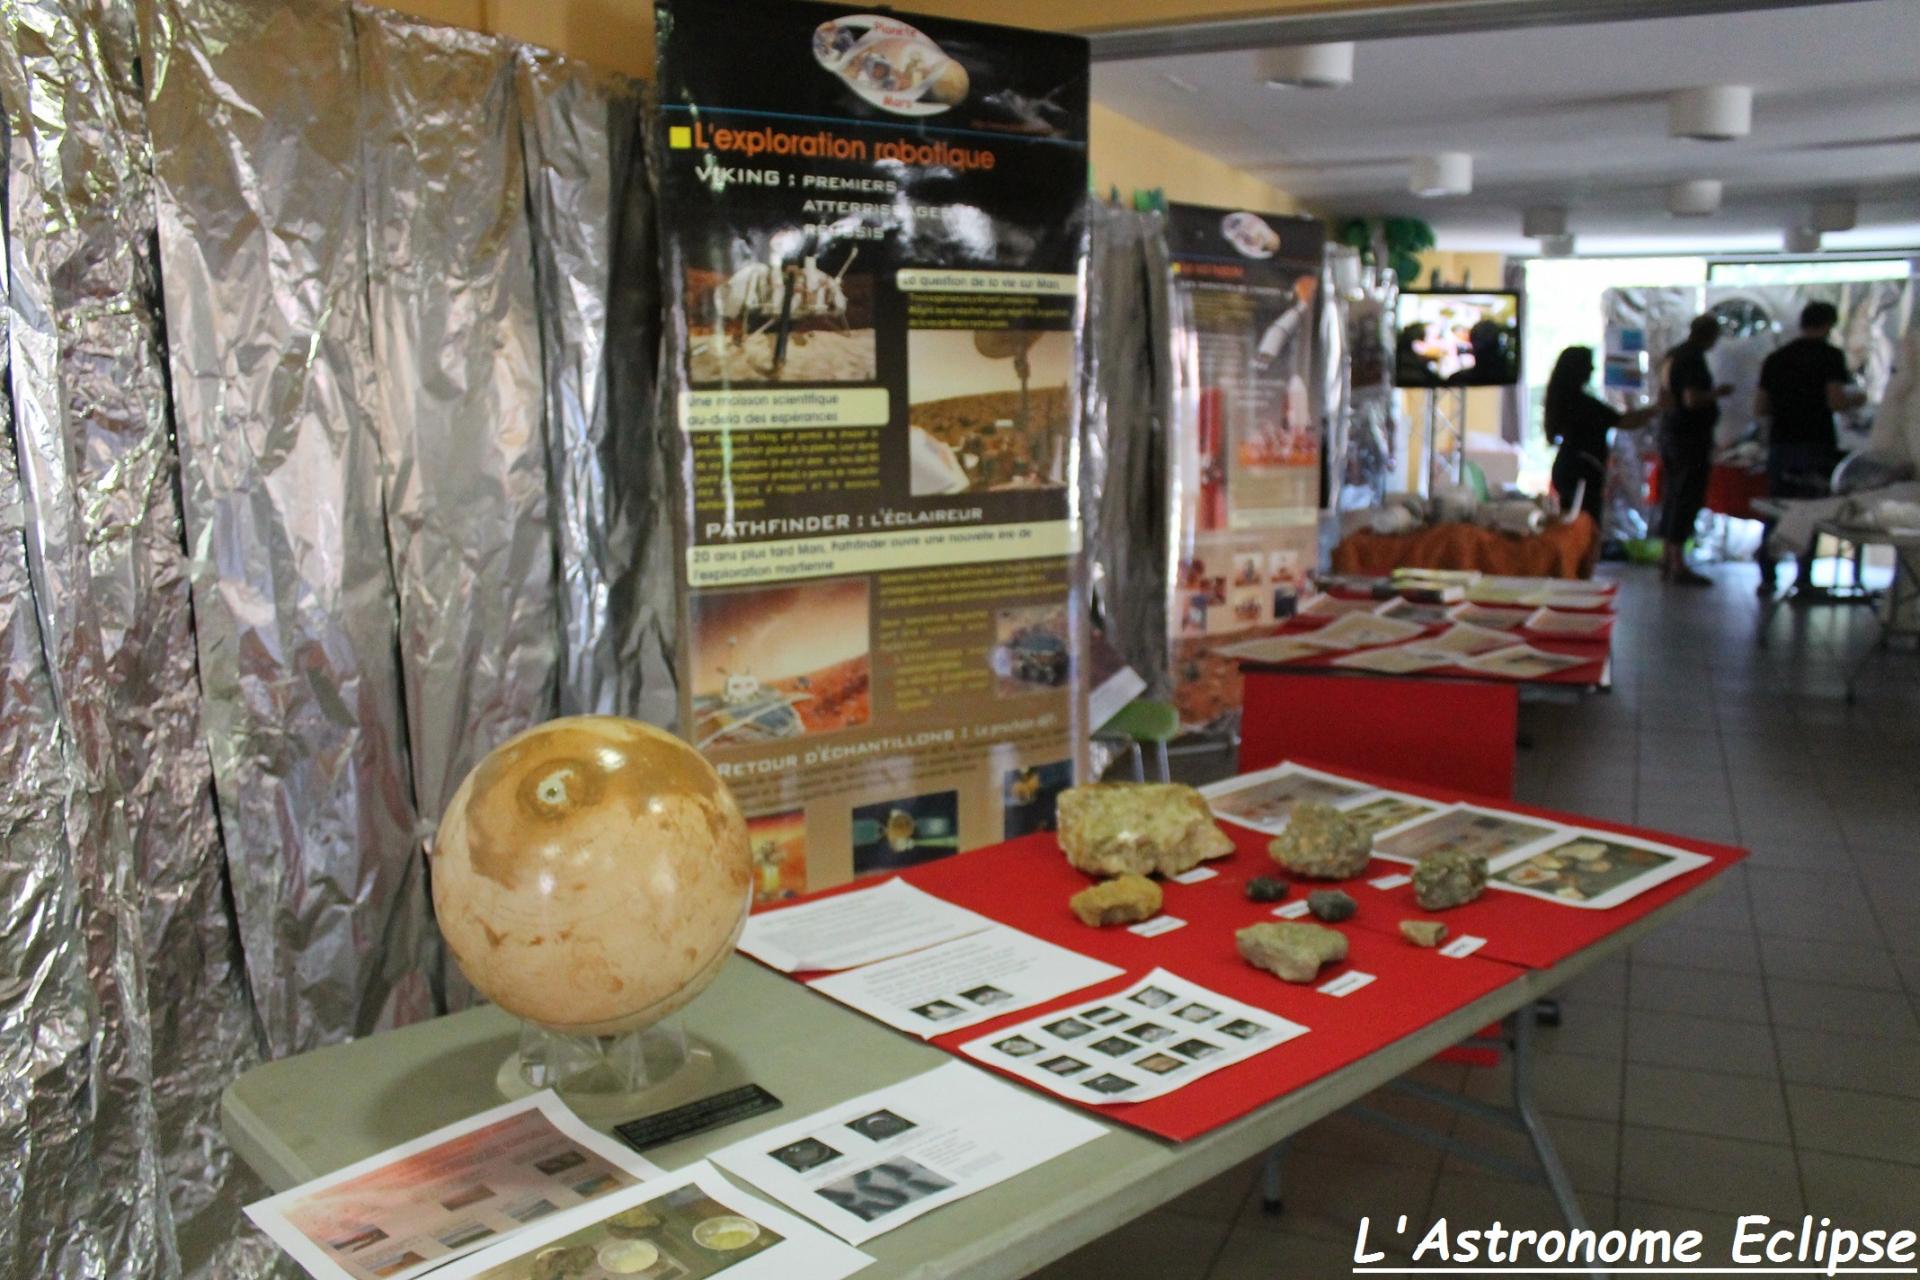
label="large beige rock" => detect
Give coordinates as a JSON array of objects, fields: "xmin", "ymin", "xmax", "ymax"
[
  {"xmin": 1056, "ymin": 783, "xmax": 1235, "ymax": 877},
  {"xmin": 1267, "ymin": 802, "xmax": 1371, "ymax": 880},
  {"xmin": 1236, "ymin": 921, "xmax": 1349, "ymax": 983},
  {"xmin": 432, "ymin": 716, "xmax": 752, "ymax": 1036}
]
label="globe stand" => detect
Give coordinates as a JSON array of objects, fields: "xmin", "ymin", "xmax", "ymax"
[{"xmin": 495, "ymin": 1016, "xmax": 717, "ymax": 1121}]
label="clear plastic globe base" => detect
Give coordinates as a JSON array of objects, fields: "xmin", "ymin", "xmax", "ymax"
[{"xmin": 495, "ymin": 1015, "xmax": 719, "ymax": 1120}]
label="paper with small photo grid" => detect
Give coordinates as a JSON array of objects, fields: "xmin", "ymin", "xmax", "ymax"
[{"xmin": 960, "ymin": 968, "xmax": 1308, "ymax": 1106}]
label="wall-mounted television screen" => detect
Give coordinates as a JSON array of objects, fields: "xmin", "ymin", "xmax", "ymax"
[{"xmin": 1394, "ymin": 290, "xmax": 1522, "ymax": 388}]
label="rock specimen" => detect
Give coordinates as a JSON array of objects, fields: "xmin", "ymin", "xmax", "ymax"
[
  {"xmin": 1267, "ymin": 802, "xmax": 1371, "ymax": 880},
  {"xmin": 1235, "ymin": 921, "xmax": 1348, "ymax": 983},
  {"xmin": 1412, "ymin": 850, "xmax": 1487, "ymax": 910},
  {"xmin": 1307, "ymin": 889, "xmax": 1358, "ymax": 922},
  {"xmin": 1399, "ymin": 919, "xmax": 1448, "ymax": 947},
  {"xmin": 1070, "ymin": 874, "xmax": 1164, "ymax": 927},
  {"xmin": 1244, "ymin": 875, "xmax": 1290, "ymax": 903},
  {"xmin": 1057, "ymin": 783, "xmax": 1235, "ymax": 877}
]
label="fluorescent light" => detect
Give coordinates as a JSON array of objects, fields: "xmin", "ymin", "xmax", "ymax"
[
  {"xmin": 1669, "ymin": 86, "xmax": 1752, "ymax": 141},
  {"xmin": 1258, "ymin": 43, "xmax": 1355, "ymax": 89},
  {"xmin": 1410, "ymin": 152, "xmax": 1472, "ymax": 197}
]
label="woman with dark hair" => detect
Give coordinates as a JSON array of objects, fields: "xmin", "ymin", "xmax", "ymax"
[{"xmin": 1544, "ymin": 345, "xmax": 1656, "ymax": 524}]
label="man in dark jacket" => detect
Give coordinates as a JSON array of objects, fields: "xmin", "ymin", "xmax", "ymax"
[
  {"xmin": 1755, "ymin": 301, "xmax": 1867, "ymax": 600},
  {"xmin": 1657, "ymin": 314, "xmax": 1735, "ymax": 586}
]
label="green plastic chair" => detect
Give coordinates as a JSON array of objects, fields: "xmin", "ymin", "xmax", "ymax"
[{"xmin": 1097, "ymin": 698, "xmax": 1180, "ymax": 783}]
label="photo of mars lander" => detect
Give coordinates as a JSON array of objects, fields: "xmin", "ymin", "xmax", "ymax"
[
  {"xmin": 687, "ymin": 229, "xmax": 877, "ymax": 383},
  {"xmin": 907, "ymin": 328, "xmax": 1071, "ymax": 495}
]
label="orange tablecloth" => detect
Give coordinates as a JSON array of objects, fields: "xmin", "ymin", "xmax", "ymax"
[{"xmin": 1332, "ymin": 514, "xmax": 1598, "ymax": 579}]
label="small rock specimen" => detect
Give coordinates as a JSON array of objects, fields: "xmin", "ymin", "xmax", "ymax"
[
  {"xmin": 1267, "ymin": 802, "xmax": 1371, "ymax": 880},
  {"xmin": 1235, "ymin": 921, "xmax": 1349, "ymax": 983},
  {"xmin": 1244, "ymin": 875, "xmax": 1290, "ymax": 903},
  {"xmin": 1412, "ymin": 850, "xmax": 1487, "ymax": 910},
  {"xmin": 1057, "ymin": 783, "xmax": 1236, "ymax": 877},
  {"xmin": 1399, "ymin": 920, "xmax": 1449, "ymax": 947},
  {"xmin": 1307, "ymin": 889, "xmax": 1358, "ymax": 922},
  {"xmin": 1070, "ymin": 874, "xmax": 1164, "ymax": 927}
]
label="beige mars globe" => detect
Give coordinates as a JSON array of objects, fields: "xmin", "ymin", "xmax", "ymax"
[{"xmin": 432, "ymin": 716, "xmax": 752, "ymax": 1038}]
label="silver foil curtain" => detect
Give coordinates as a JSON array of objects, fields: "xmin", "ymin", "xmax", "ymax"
[
  {"xmin": 1, "ymin": 0, "xmax": 661, "ymax": 1274},
  {"xmin": 1082, "ymin": 200, "xmax": 1173, "ymax": 698}
]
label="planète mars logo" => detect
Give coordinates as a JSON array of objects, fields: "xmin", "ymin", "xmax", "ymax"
[{"xmin": 813, "ymin": 15, "xmax": 971, "ymax": 117}]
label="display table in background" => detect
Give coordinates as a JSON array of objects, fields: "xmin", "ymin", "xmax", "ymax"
[
  {"xmin": 1332, "ymin": 513, "xmax": 1598, "ymax": 579},
  {"xmin": 1236, "ymin": 639, "xmax": 1610, "ymax": 798}
]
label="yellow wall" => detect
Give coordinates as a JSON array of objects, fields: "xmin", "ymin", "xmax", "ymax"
[{"xmin": 1090, "ymin": 103, "xmax": 1297, "ymax": 214}]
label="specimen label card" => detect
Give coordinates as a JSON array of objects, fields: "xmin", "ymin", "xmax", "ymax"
[
  {"xmin": 807, "ymin": 923, "xmax": 1122, "ymax": 1037},
  {"xmin": 960, "ymin": 968, "xmax": 1308, "ymax": 1105},
  {"xmin": 740, "ymin": 878, "xmax": 991, "ymax": 972},
  {"xmin": 1439, "ymin": 935, "xmax": 1488, "ymax": 958},
  {"xmin": 432, "ymin": 1162, "xmax": 870, "ymax": 1280},
  {"xmin": 246, "ymin": 1091, "xmax": 660, "ymax": 1280},
  {"xmin": 711, "ymin": 1062, "xmax": 1104, "ymax": 1244},
  {"xmin": 1128, "ymin": 915, "xmax": 1187, "ymax": 938}
]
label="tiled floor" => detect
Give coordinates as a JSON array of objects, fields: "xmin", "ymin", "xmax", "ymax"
[{"xmin": 1034, "ymin": 556, "xmax": 1920, "ymax": 1279}]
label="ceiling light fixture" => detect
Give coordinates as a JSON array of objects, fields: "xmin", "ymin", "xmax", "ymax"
[
  {"xmin": 1669, "ymin": 86, "xmax": 1752, "ymax": 141},
  {"xmin": 1410, "ymin": 152, "xmax": 1472, "ymax": 198},
  {"xmin": 1540, "ymin": 234, "xmax": 1577, "ymax": 258},
  {"xmin": 1810, "ymin": 198, "xmax": 1857, "ymax": 233},
  {"xmin": 1784, "ymin": 226, "xmax": 1822, "ymax": 255},
  {"xmin": 1522, "ymin": 206, "xmax": 1568, "ymax": 238},
  {"xmin": 1667, "ymin": 179, "xmax": 1722, "ymax": 217},
  {"xmin": 1258, "ymin": 43, "xmax": 1355, "ymax": 89}
]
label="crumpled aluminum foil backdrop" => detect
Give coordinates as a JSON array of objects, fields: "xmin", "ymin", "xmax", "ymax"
[{"xmin": 2, "ymin": 0, "xmax": 661, "ymax": 1273}]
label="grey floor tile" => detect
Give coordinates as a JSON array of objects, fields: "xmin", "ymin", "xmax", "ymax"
[
  {"xmin": 1027, "ymin": 1208, "xmax": 1228, "ymax": 1280},
  {"xmin": 1622, "ymin": 1061, "xmax": 1793, "ymax": 1143},
  {"xmin": 1774, "ymin": 1026, "xmax": 1920, "ymax": 1100},
  {"xmin": 1532, "ymin": 1003, "xmax": 1627, "ymax": 1060},
  {"xmin": 1759, "ymin": 935, "xmax": 1905, "ymax": 992},
  {"xmin": 1629, "ymin": 923, "xmax": 1762, "ymax": 975},
  {"xmin": 1797, "ymin": 1150, "xmax": 1920, "ymax": 1222},
  {"xmin": 1766, "ymin": 978, "xmax": 1920, "ymax": 1041},
  {"xmin": 1209, "ymin": 1224, "xmax": 1405, "ymax": 1280},
  {"xmin": 1785, "ymin": 1084, "xmax": 1920, "ymax": 1166},
  {"xmin": 1557, "ymin": 960, "xmax": 1627, "ymax": 1009},
  {"xmin": 1234, "ymin": 1150, "xmax": 1436, "ymax": 1245},
  {"xmin": 1626, "ymin": 1009, "xmax": 1779, "ymax": 1078},
  {"xmin": 1440, "ymin": 1111, "xmax": 1618, "ymax": 1196},
  {"xmin": 1462, "ymin": 1052, "xmax": 1623, "ymax": 1123},
  {"xmin": 1629, "ymin": 964, "xmax": 1771, "ymax": 1024},
  {"xmin": 1425, "ymin": 1170, "xmax": 1615, "ymax": 1237},
  {"xmin": 1618, "ymin": 1127, "xmax": 1803, "ymax": 1217},
  {"xmin": 1165, "ymin": 1158, "xmax": 1260, "ymax": 1223}
]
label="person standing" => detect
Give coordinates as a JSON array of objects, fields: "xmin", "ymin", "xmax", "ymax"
[
  {"xmin": 1656, "ymin": 315, "xmax": 1735, "ymax": 585},
  {"xmin": 1543, "ymin": 345, "xmax": 1657, "ymax": 526},
  {"xmin": 1755, "ymin": 301, "xmax": 1868, "ymax": 599}
]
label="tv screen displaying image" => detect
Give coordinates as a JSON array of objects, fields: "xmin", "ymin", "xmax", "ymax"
[{"xmin": 1395, "ymin": 290, "xmax": 1522, "ymax": 388}]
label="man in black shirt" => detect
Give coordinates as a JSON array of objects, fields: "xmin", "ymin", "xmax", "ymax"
[
  {"xmin": 1657, "ymin": 314, "xmax": 1735, "ymax": 585},
  {"xmin": 1755, "ymin": 301, "xmax": 1867, "ymax": 599}
]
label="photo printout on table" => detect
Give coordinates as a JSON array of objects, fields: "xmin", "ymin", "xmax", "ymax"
[
  {"xmin": 1370, "ymin": 803, "xmax": 1571, "ymax": 867},
  {"xmin": 1331, "ymin": 787, "xmax": 1446, "ymax": 839},
  {"xmin": 1329, "ymin": 644, "xmax": 1454, "ymax": 674},
  {"xmin": 1460, "ymin": 645, "xmax": 1595, "ymax": 680},
  {"xmin": 244, "ymin": 1092, "xmax": 661, "ymax": 1280},
  {"xmin": 806, "ymin": 923, "xmax": 1123, "ymax": 1037},
  {"xmin": 959, "ymin": 968, "xmax": 1308, "ymax": 1105},
  {"xmin": 1489, "ymin": 830, "xmax": 1712, "ymax": 910},
  {"xmin": 711, "ymin": 1061, "xmax": 1103, "ymax": 1244},
  {"xmin": 1418, "ymin": 622, "xmax": 1518, "ymax": 657},
  {"xmin": 430, "ymin": 1163, "xmax": 870, "ymax": 1280},
  {"xmin": 1522, "ymin": 606, "xmax": 1611, "ymax": 637},
  {"xmin": 1297, "ymin": 611, "xmax": 1428, "ymax": 651},
  {"xmin": 1212, "ymin": 634, "xmax": 1329, "ymax": 666},
  {"xmin": 738, "ymin": 878, "xmax": 992, "ymax": 972},
  {"xmin": 1200, "ymin": 762, "xmax": 1372, "ymax": 834}
]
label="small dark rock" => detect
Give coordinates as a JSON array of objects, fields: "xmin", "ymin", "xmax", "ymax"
[
  {"xmin": 1244, "ymin": 876, "xmax": 1290, "ymax": 903},
  {"xmin": 1307, "ymin": 889, "xmax": 1358, "ymax": 923}
]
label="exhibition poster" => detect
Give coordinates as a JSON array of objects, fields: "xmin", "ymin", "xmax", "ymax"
[
  {"xmin": 657, "ymin": 1, "xmax": 1091, "ymax": 896},
  {"xmin": 244, "ymin": 1093, "xmax": 660, "ymax": 1280},
  {"xmin": 1162, "ymin": 202, "xmax": 1326, "ymax": 727},
  {"xmin": 711, "ymin": 1062, "xmax": 1103, "ymax": 1244}
]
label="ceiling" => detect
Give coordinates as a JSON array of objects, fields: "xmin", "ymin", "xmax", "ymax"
[{"xmin": 1091, "ymin": 0, "xmax": 1920, "ymax": 256}]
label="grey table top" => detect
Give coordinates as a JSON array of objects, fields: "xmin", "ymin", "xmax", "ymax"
[{"xmin": 224, "ymin": 877, "xmax": 1723, "ymax": 1280}]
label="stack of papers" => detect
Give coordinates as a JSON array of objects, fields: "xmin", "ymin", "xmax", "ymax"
[{"xmin": 742, "ymin": 879, "xmax": 1122, "ymax": 1038}]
